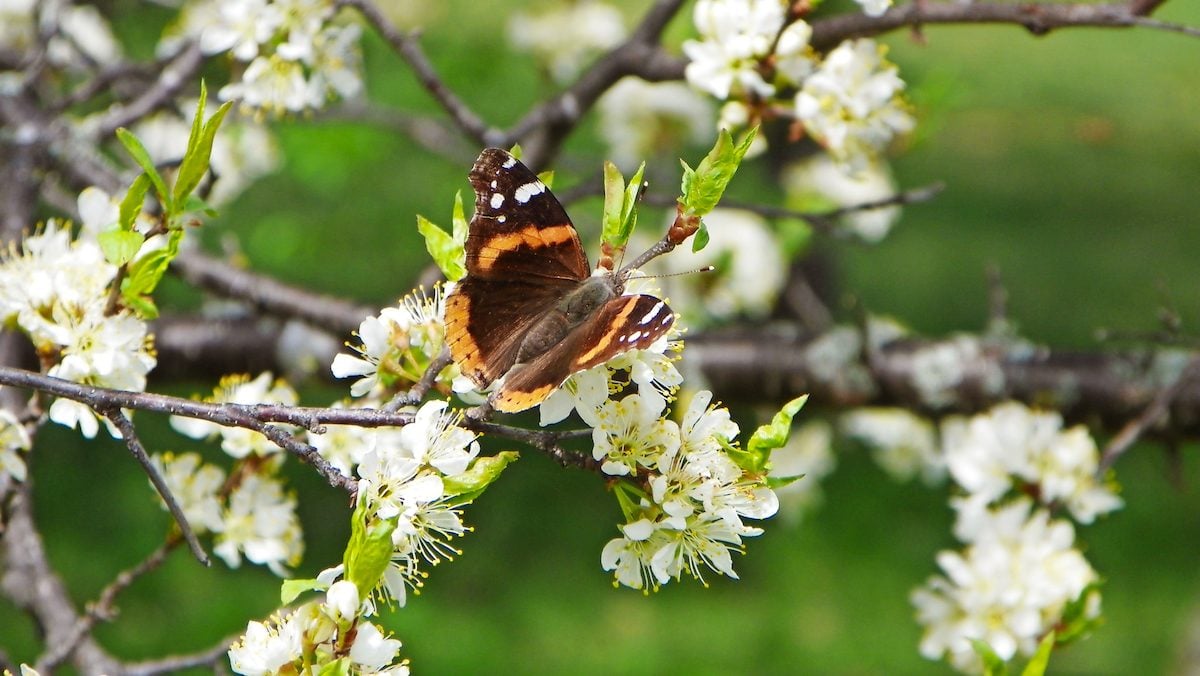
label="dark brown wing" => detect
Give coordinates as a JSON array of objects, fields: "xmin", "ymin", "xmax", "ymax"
[
  {"xmin": 491, "ymin": 294, "xmax": 675, "ymax": 412},
  {"xmin": 445, "ymin": 276, "xmax": 574, "ymax": 388},
  {"xmin": 466, "ymin": 148, "xmax": 590, "ymax": 282}
]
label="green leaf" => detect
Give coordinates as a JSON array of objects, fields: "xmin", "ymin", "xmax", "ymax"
[
  {"xmin": 971, "ymin": 639, "xmax": 1008, "ymax": 676},
  {"xmin": 280, "ymin": 577, "xmax": 325, "ymax": 605},
  {"xmin": 1020, "ymin": 632, "xmax": 1055, "ymax": 676},
  {"xmin": 343, "ymin": 499, "xmax": 397, "ymax": 596},
  {"xmin": 442, "ymin": 451, "xmax": 519, "ymax": 503},
  {"xmin": 183, "ymin": 193, "xmax": 218, "ymax": 218},
  {"xmin": 122, "ymin": 228, "xmax": 183, "ymax": 317},
  {"xmin": 1057, "ymin": 582, "xmax": 1104, "ymax": 644},
  {"xmin": 116, "ymin": 128, "xmax": 171, "ymax": 210},
  {"xmin": 602, "ymin": 161, "xmax": 624, "ymax": 245},
  {"xmin": 118, "ymin": 174, "xmax": 150, "ymax": 232},
  {"xmin": 691, "ymin": 221, "xmax": 711, "ymax": 253},
  {"xmin": 766, "ymin": 473, "xmax": 805, "ymax": 490},
  {"xmin": 679, "ymin": 126, "xmax": 758, "ymax": 218},
  {"xmin": 417, "ymin": 213, "xmax": 466, "ymax": 281},
  {"xmin": 745, "ymin": 395, "xmax": 809, "ymax": 472},
  {"xmin": 317, "ymin": 658, "xmax": 351, "ymax": 676},
  {"xmin": 173, "ymin": 97, "xmax": 233, "ymax": 207},
  {"xmin": 97, "ymin": 229, "xmax": 145, "ymax": 267},
  {"xmin": 451, "ymin": 190, "xmax": 468, "ymax": 244},
  {"xmin": 538, "ymin": 169, "xmax": 555, "ymax": 189}
]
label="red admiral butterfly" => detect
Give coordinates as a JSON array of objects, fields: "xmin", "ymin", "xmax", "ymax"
[{"xmin": 445, "ymin": 148, "xmax": 676, "ymax": 413}]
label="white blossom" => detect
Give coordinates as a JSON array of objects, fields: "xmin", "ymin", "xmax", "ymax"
[
  {"xmin": 943, "ymin": 402, "xmax": 1122, "ymax": 524},
  {"xmin": 649, "ymin": 209, "xmax": 786, "ymax": 325},
  {"xmin": 795, "ymin": 39, "xmax": 914, "ymax": 172},
  {"xmin": 171, "ymin": 372, "xmax": 299, "ymax": 458},
  {"xmin": 333, "ymin": 285, "xmax": 450, "ymax": 398},
  {"xmin": 220, "ymin": 54, "xmax": 311, "ymax": 114},
  {"xmin": 228, "ymin": 612, "xmax": 304, "ymax": 675},
  {"xmin": 0, "ymin": 409, "xmax": 31, "ymax": 482},
  {"xmin": 308, "ymin": 416, "xmax": 377, "ymax": 477},
  {"xmin": 151, "ymin": 452, "xmax": 227, "ymax": 534},
  {"xmin": 507, "ymin": 1, "xmax": 626, "ymax": 83},
  {"xmin": 841, "ymin": 408, "xmax": 945, "ymax": 485},
  {"xmin": 200, "ymin": 0, "xmax": 283, "ymax": 60},
  {"xmin": 215, "ymin": 473, "xmax": 304, "ymax": 576},
  {"xmin": 591, "ymin": 393, "xmax": 681, "ymax": 476},
  {"xmin": 597, "ymin": 77, "xmax": 715, "ymax": 169},
  {"xmin": 912, "ymin": 499, "xmax": 1100, "ymax": 673},
  {"xmin": 856, "ymin": 0, "xmax": 892, "ymax": 17},
  {"xmin": 783, "ymin": 153, "xmax": 902, "ymax": 243},
  {"xmin": 683, "ymin": 0, "xmax": 788, "ymax": 99}
]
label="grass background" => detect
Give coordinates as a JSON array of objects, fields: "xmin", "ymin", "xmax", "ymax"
[{"xmin": 3, "ymin": 0, "xmax": 1200, "ymax": 673}]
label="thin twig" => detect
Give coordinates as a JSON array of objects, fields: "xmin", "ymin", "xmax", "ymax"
[
  {"xmin": 464, "ymin": 419, "xmax": 598, "ymax": 471},
  {"xmin": 38, "ymin": 540, "xmax": 179, "ymax": 672},
  {"xmin": 1132, "ymin": 16, "xmax": 1200, "ymax": 38},
  {"xmin": 88, "ymin": 42, "xmax": 204, "ymax": 140},
  {"xmin": 123, "ymin": 633, "xmax": 242, "ymax": 676},
  {"xmin": 384, "ymin": 348, "xmax": 452, "ymax": 413},
  {"xmin": 103, "ymin": 409, "xmax": 210, "ymax": 564},
  {"xmin": 1098, "ymin": 355, "xmax": 1200, "ymax": 473},
  {"xmin": 339, "ymin": 0, "xmax": 500, "ymax": 146}
]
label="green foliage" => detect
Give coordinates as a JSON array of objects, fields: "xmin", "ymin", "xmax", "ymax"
[
  {"xmin": 281, "ymin": 577, "xmax": 326, "ymax": 605},
  {"xmin": 972, "ymin": 639, "xmax": 1008, "ymax": 676},
  {"xmin": 116, "ymin": 128, "xmax": 171, "ymax": 212},
  {"xmin": 118, "ymin": 174, "xmax": 150, "ymax": 232},
  {"xmin": 441, "ymin": 451, "xmax": 520, "ymax": 503},
  {"xmin": 416, "ymin": 192, "xmax": 468, "ymax": 281},
  {"xmin": 121, "ymin": 229, "xmax": 183, "ymax": 319},
  {"xmin": 679, "ymin": 127, "xmax": 758, "ymax": 251},
  {"xmin": 173, "ymin": 82, "xmax": 233, "ymax": 207},
  {"xmin": 1022, "ymin": 632, "xmax": 1056, "ymax": 676},
  {"xmin": 98, "ymin": 229, "xmax": 145, "ymax": 267},
  {"xmin": 342, "ymin": 499, "xmax": 397, "ymax": 597},
  {"xmin": 317, "ymin": 658, "xmax": 351, "ymax": 676},
  {"xmin": 740, "ymin": 395, "xmax": 808, "ymax": 473},
  {"xmin": 600, "ymin": 161, "xmax": 646, "ymax": 249},
  {"xmin": 1058, "ymin": 583, "xmax": 1104, "ymax": 644}
]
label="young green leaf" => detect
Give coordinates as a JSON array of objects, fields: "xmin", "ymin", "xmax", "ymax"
[
  {"xmin": 691, "ymin": 221, "xmax": 711, "ymax": 253},
  {"xmin": 417, "ymin": 208, "xmax": 467, "ymax": 281},
  {"xmin": 280, "ymin": 577, "xmax": 325, "ymax": 605},
  {"xmin": 1020, "ymin": 632, "xmax": 1055, "ymax": 676},
  {"xmin": 98, "ymin": 229, "xmax": 145, "ymax": 267},
  {"xmin": 116, "ymin": 128, "xmax": 171, "ymax": 210},
  {"xmin": 173, "ymin": 99, "xmax": 233, "ymax": 207},
  {"xmin": 971, "ymin": 639, "xmax": 1008, "ymax": 676},
  {"xmin": 679, "ymin": 126, "xmax": 758, "ymax": 218},
  {"xmin": 766, "ymin": 473, "xmax": 805, "ymax": 490},
  {"xmin": 121, "ymin": 228, "xmax": 183, "ymax": 317},
  {"xmin": 317, "ymin": 658, "xmax": 351, "ymax": 676},
  {"xmin": 745, "ymin": 395, "xmax": 809, "ymax": 472},
  {"xmin": 442, "ymin": 451, "xmax": 519, "ymax": 503},
  {"xmin": 343, "ymin": 499, "xmax": 396, "ymax": 595},
  {"xmin": 118, "ymin": 174, "xmax": 150, "ymax": 232},
  {"xmin": 451, "ymin": 190, "xmax": 468, "ymax": 244},
  {"xmin": 602, "ymin": 161, "xmax": 624, "ymax": 245}
]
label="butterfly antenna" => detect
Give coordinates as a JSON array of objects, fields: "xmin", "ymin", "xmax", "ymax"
[{"xmin": 632, "ymin": 265, "xmax": 716, "ymax": 280}]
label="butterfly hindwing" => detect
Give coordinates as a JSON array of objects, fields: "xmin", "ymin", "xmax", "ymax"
[
  {"xmin": 466, "ymin": 149, "xmax": 589, "ymax": 282},
  {"xmin": 491, "ymin": 294, "xmax": 675, "ymax": 412},
  {"xmin": 445, "ymin": 275, "xmax": 575, "ymax": 387}
]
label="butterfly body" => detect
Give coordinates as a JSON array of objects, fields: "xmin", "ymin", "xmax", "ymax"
[{"xmin": 444, "ymin": 148, "xmax": 675, "ymax": 413}]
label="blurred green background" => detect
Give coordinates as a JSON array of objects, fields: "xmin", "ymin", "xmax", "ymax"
[{"xmin": 4, "ymin": 0, "xmax": 1200, "ymax": 673}]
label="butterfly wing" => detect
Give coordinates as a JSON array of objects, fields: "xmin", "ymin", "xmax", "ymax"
[
  {"xmin": 446, "ymin": 148, "xmax": 590, "ymax": 388},
  {"xmin": 491, "ymin": 294, "xmax": 676, "ymax": 412},
  {"xmin": 465, "ymin": 148, "xmax": 590, "ymax": 282}
]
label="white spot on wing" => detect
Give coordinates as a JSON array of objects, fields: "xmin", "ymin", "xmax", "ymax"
[
  {"xmin": 490, "ymin": 193, "xmax": 504, "ymax": 209},
  {"xmin": 639, "ymin": 302, "xmax": 664, "ymax": 325},
  {"xmin": 502, "ymin": 156, "xmax": 517, "ymax": 169},
  {"xmin": 490, "ymin": 180, "xmax": 497, "ymax": 188},
  {"xmin": 627, "ymin": 331, "xmax": 642, "ymax": 342},
  {"xmin": 514, "ymin": 180, "xmax": 546, "ymax": 204},
  {"xmin": 497, "ymin": 215, "xmax": 506, "ymax": 223}
]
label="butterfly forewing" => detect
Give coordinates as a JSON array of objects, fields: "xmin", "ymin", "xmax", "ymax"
[{"xmin": 466, "ymin": 149, "xmax": 589, "ymax": 282}]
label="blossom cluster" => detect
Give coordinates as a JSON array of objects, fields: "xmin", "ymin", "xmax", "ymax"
[
  {"xmin": 163, "ymin": 373, "xmax": 306, "ymax": 576},
  {"xmin": 0, "ymin": 1, "xmax": 121, "ymax": 73},
  {"xmin": 682, "ymin": 0, "xmax": 912, "ymax": 173},
  {"xmin": 891, "ymin": 401, "xmax": 1121, "ymax": 673},
  {"xmin": 228, "ymin": 578, "xmax": 408, "ymax": 675},
  {"xmin": 167, "ymin": 0, "xmax": 363, "ymax": 115},
  {"xmin": 0, "ymin": 213, "xmax": 156, "ymax": 439},
  {"xmin": 507, "ymin": 0, "xmax": 627, "ymax": 83}
]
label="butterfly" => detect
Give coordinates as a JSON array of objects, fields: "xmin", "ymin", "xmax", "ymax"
[{"xmin": 444, "ymin": 148, "xmax": 675, "ymax": 413}]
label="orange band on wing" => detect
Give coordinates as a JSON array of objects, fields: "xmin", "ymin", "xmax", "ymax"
[
  {"xmin": 444, "ymin": 290, "xmax": 486, "ymax": 383},
  {"xmin": 574, "ymin": 296, "xmax": 639, "ymax": 365},
  {"xmin": 493, "ymin": 382, "xmax": 556, "ymax": 412},
  {"xmin": 476, "ymin": 224, "xmax": 576, "ymax": 272}
]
